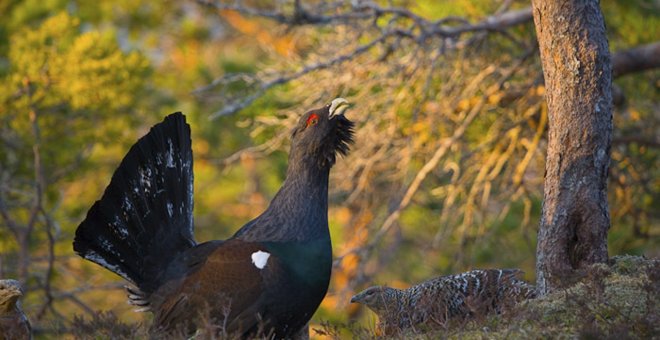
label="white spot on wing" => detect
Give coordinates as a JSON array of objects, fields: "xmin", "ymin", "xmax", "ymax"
[{"xmin": 251, "ymin": 250, "xmax": 270, "ymax": 270}]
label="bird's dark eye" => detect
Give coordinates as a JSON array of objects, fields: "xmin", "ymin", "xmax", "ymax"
[{"xmin": 306, "ymin": 113, "xmax": 319, "ymax": 127}]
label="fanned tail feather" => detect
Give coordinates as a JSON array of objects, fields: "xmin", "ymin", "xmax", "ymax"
[{"xmin": 73, "ymin": 113, "xmax": 195, "ymax": 295}]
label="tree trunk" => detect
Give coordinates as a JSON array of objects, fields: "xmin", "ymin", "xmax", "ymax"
[{"xmin": 531, "ymin": 0, "xmax": 613, "ymax": 295}]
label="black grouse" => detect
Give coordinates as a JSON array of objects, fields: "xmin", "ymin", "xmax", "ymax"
[
  {"xmin": 73, "ymin": 98, "xmax": 354, "ymax": 338},
  {"xmin": 350, "ymin": 269, "xmax": 536, "ymax": 335}
]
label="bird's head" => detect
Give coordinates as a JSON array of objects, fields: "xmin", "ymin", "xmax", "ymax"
[
  {"xmin": 350, "ymin": 285, "xmax": 400, "ymax": 314},
  {"xmin": 0, "ymin": 279, "xmax": 24, "ymax": 313},
  {"xmin": 290, "ymin": 98, "xmax": 355, "ymax": 168}
]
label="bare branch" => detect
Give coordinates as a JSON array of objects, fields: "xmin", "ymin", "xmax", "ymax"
[
  {"xmin": 0, "ymin": 195, "xmax": 20, "ymax": 239},
  {"xmin": 195, "ymin": 2, "xmax": 536, "ymax": 117},
  {"xmin": 612, "ymin": 41, "xmax": 660, "ymax": 77},
  {"xmin": 36, "ymin": 207, "xmax": 57, "ymax": 320},
  {"xmin": 213, "ymin": 131, "xmax": 289, "ymax": 167},
  {"xmin": 377, "ymin": 100, "xmax": 483, "ymax": 237},
  {"xmin": 429, "ymin": 7, "xmax": 532, "ymax": 37},
  {"xmin": 26, "ymin": 107, "xmax": 42, "ymax": 249},
  {"xmin": 63, "ymin": 294, "xmax": 96, "ymax": 316},
  {"xmin": 197, "ymin": 0, "xmax": 291, "ymax": 23},
  {"xmin": 612, "ymin": 136, "xmax": 660, "ymax": 148},
  {"xmin": 201, "ymin": 30, "xmax": 394, "ymax": 118},
  {"xmin": 198, "ymin": 0, "xmax": 534, "ymax": 34},
  {"xmin": 197, "ymin": 0, "xmax": 415, "ymax": 26}
]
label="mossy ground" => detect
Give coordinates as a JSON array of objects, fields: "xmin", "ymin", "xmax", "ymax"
[
  {"xmin": 67, "ymin": 255, "xmax": 658, "ymax": 339},
  {"xmin": 314, "ymin": 255, "xmax": 659, "ymax": 339}
]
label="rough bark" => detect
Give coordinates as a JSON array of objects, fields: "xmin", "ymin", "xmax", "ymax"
[{"xmin": 531, "ymin": 0, "xmax": 612, "ymax": 295}]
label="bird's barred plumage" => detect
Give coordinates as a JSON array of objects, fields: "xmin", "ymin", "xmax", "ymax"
[
  {"xmin": 351, "ymin": 269, "xmax": 536, "ymax": 335},
  {"xmin": 0, "ymin": 280, "xmax": 31, "ymax": 340}
]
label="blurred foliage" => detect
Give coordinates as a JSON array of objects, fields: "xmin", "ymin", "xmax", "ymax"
[{"xmin": 0, "ymin": 0, "xmax": 657, "ymax": 338}]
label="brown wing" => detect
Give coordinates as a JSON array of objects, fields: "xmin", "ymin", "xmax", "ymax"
[{"xmin": 151, "ymin": 239, "xmax": 280, "ymax": 336}]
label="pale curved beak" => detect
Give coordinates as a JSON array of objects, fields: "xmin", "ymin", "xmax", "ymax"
[{"xmin": 328, "ymin": 98, "xmax": 350, "ymax": 118}]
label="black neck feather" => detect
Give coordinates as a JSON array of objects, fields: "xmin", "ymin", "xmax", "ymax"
[{"xmin": 233, "ymin": 154, "xmax": 331, "ymax": 242}]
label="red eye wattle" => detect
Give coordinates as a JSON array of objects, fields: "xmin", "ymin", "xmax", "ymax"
[{"xmin": 306, "ymin": 113, "xmax": 319, "ymax": 127}]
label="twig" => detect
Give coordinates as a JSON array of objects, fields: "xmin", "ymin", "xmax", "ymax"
[
  {"xmin": 214, "ymin": 131, "xmax": 289, "ymax": 167},
  {"xmin": 195, "ymin": 2, "xmax": 536, "ymax": 117},
  {"xmin": 337, "ymin": 50, "xmax": 535, "ymax": 277},
  {"xmin": 36, "ymin": 207, "xmax": 57, "ymax": 320},
  {"xmin": 374, "ymin": 91, "xmax": 486, "ymax": 244},
  {"xmin": 0, "ymin": 196, "xmax": 20, "ymax": 239},
  {"xmin": 24, "ymin": 84, "xmax": 57, "ymax": 320},
  {"xmin": 204, "ymin": 30, "xmax": 396, "ymax": 118}
]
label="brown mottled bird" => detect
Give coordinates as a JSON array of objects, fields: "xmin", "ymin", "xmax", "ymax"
[
  {"xmin": 350, "ymin": 269, "xmax": 536, "ymax": 335},
  {"xmin": 0, "ymin": 280, "xmax": 31, "ymax": 340},
  {"xmin": 73, "ymin": 99, "xmax": 354, "ymax": 338}
]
